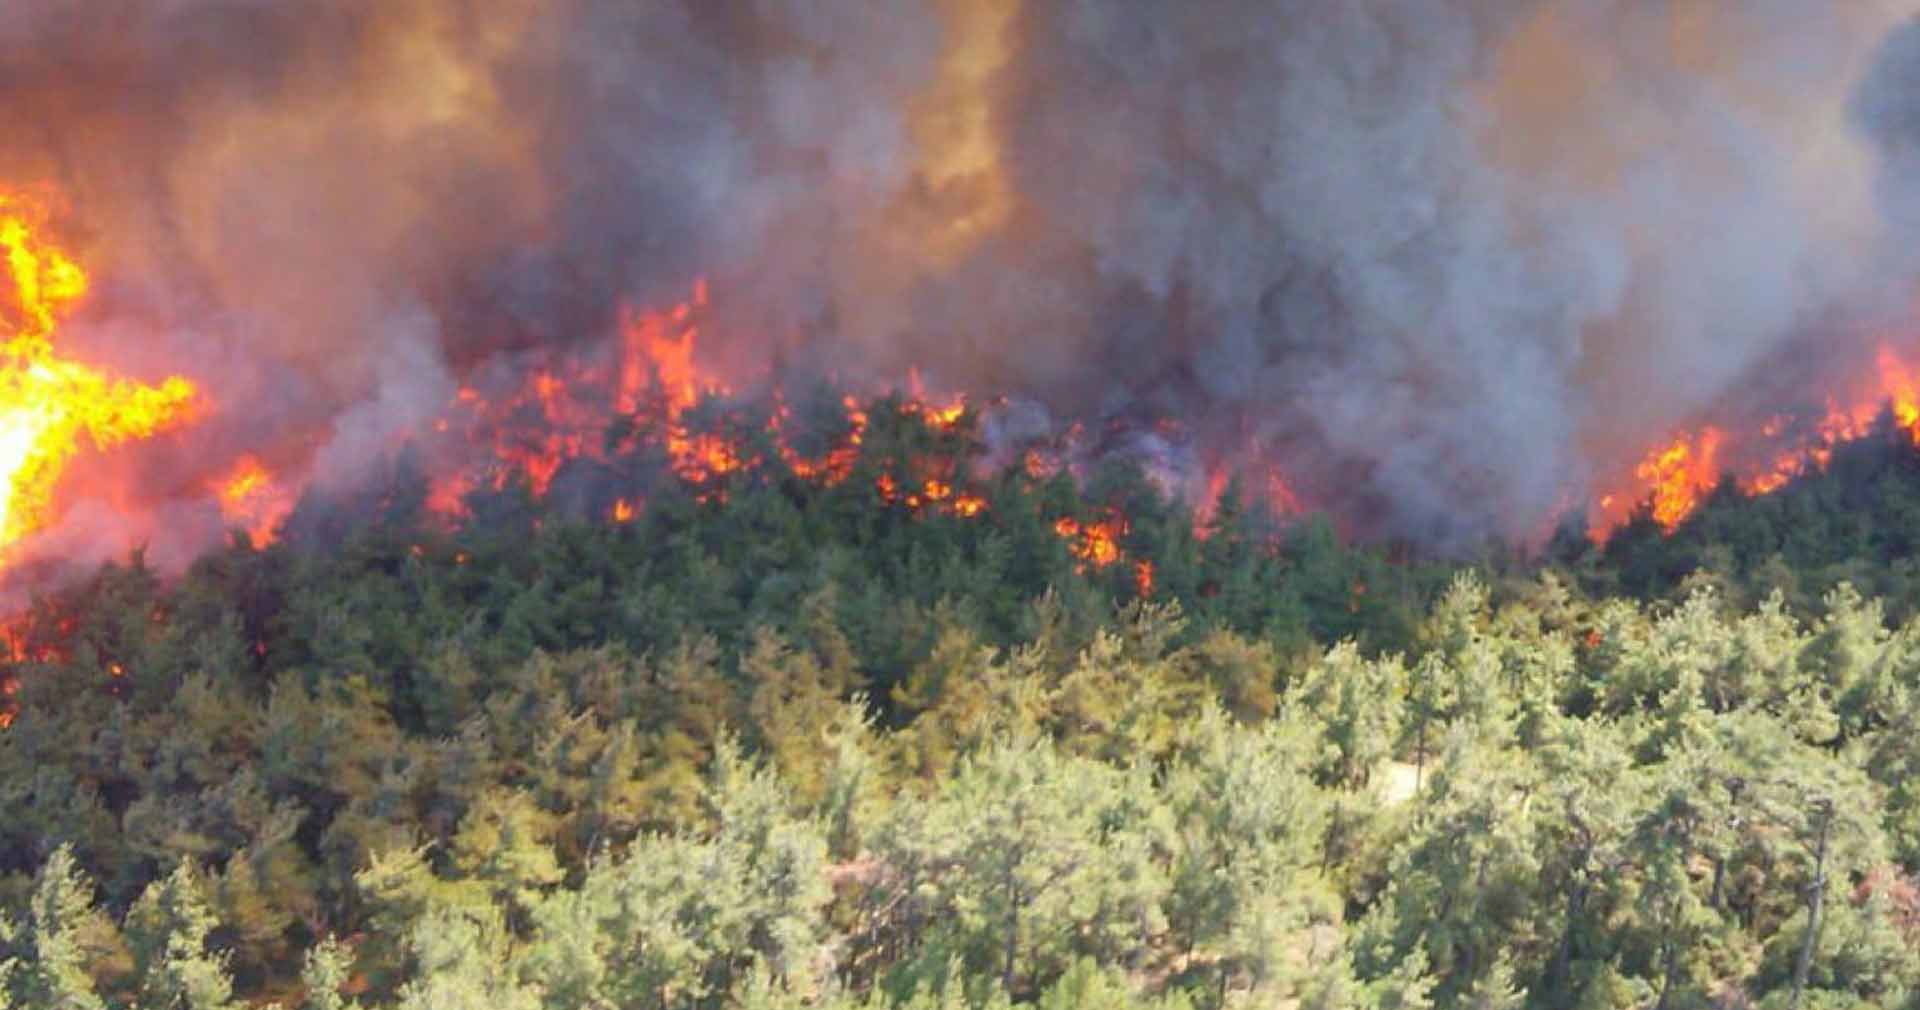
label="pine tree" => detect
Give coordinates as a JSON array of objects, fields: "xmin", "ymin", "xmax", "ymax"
[
  {"xmin": 13, "ymin": 846, "xmax": 111, "ymax": 1010},
  {"xmin": 297, "ymin": 938, "xmax": 362, "ymax": 1010},
  {"xmin": 1161, "ymin": 709, "xmax": 1328, "ymax": 1004},
  {"xmin": 123, "ymin": 860, "xmax": 242, "ymax": 1010},
  {"xmin": 869, "ymin": 737, "xmax": 1167, "ymax": 997},
  {"xmin": 391, "ymin": 907, "xmax": 538, "ymax": 1010},
  {"xmin": 1291, "ymin": 642, "xmax": 1404, "ymax": 789}
]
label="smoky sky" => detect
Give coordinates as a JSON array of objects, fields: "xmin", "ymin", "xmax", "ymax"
[{"xmin": 0, "ymin": 0, "xmax": 1918, "ymax": 553}]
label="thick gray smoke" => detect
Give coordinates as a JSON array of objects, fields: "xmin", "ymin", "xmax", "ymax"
[{"xmin": 1, "ymin": 0, "xmax": 1918, "ymax": 556}]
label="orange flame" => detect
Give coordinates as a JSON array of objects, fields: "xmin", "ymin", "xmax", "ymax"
[
  {"xmin": 1051, "ymin": 510, "xmax": 1151, "ymax": 596},
  {"xmin": 0, "ymin": 193, "xmax": 199, "ymax": 550},
  {"xmin": 1054, "ymin": 514, "xmax": 1125, "ymax": 569},
  {"xmin": 1596, "ymin": 342, "xmax": 1920, "ymax": 536},
  {"xmin": 1637, "ymin": 427, "xmax": 1724, "ymax": 531},
  {"xmin": 774, "ymin": 394, "xmax": 869, "ymax": 485},
  {"xmin": 427, "ymin": 282, "xmax": 726, "ymax": 517},
  {"xmin": 214, "ymin": 455, "xmax": 293, "ymax": 545},
  {"xmin": 419, "ymin": 281, "xmax": 991, "ymax": 530}
]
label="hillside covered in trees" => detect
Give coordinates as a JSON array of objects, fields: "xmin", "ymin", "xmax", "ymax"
[{"xmin": 4, "ymin": 398, "xmax": 1920, "ymax": 1010}]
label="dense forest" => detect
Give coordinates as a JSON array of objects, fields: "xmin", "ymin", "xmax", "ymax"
[{"xmin": 4, "ymin": 397, "xmax": 1920, "ymax": 1010}]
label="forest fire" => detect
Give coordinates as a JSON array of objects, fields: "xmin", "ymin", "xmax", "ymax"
[
  {"xmin": 1054, "ymin": 515, "xmax": 1125, "ymax": 569},
  {"xmin": 14, "ymin": 8, "xmax": 1920, "ymax": 1001},
  {"xmin": 4, "ymin": 161, "xmax": 1920, "ymax": 606},
  {"xmin": 9, "ymin": 198, "xmax": 1918, "ymax": 597},
  {"xmin": 0, "ymin": 193, "xmax": 199, "ymax": 550},
  {"xmin": 422, "ymin": 283, "xmax": 726, "ymax": 517},
  {"xmin": 1632, "ymin": 429, "xmax": 1725, "ymax": 532},
  {"xmin": 6, "ymin": 171, "xmax": 1920, "ymax": 590},
  {"xmin": 1591, "ymin": 343, "xmax": 1920, "ymax": 535},
  {"xmin": 0, "ymin": 0, "xmax": 1917, "ymax": 579},
  {"xmin": 411, "ymin": 280, "xmax": 1011, "ymax": 528},
  {"xmin": 213, "ymin": 456, "xmax": 294, "ymax": 546}
]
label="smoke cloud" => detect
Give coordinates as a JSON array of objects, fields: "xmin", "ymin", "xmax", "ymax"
[{"xmin": 2, "ymin": 0, "xmax": 1919, "ymax": 557}]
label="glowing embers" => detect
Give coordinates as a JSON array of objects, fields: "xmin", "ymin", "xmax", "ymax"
[
  {"xmin": 874, "ymin": 469, "xmax": 989, "ymax": 519},
  {"xmin": 1051, "ymin": 510, "xmax": 1153, "ymax": 597},
  {"xmin": 1054, "ymin": 514, "xmax": 1124, "ymax": 568},
  {"xmin": 0, "ymin": 193, "xmax": 199, "ymax": 550},
  {"xmin": 1133, "ymin": 559, "xmax": 1155, "ymax": 598},
  {"xmin": 906, "ymin": 368, "xmax": 967, "ymax": 432},
  {"xmin": 775, "ymin": 394, "xmax": 868, "ymax": 484}
]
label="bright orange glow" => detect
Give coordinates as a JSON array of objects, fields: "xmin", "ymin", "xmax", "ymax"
[
  {"xmin": 214, "ymin": 455, "xmax": 294, "ymax": 545},
  {"xmin": 414, "ymin": 280, "xmax": 991, "ymax": 532},
  {"xmin": 0, "ymin": 655, "xmax": 14, "ymax": 721},
  {"xmin": 669, "ymin": 430, "xmax": 749, "ymax": 488},
  {"xmin": 1267, "ymin": 473, "xmax": 1304, "ymax": 516},
  {"xmin": 0, "ymin": 193, "xmax": 199, "ymax": 549},
  {"xmin": 427, "ymin": 281, "xmax": 728, "ymax": 517},
  {"xmin": 772, "ymin": 393, "xmax": 874, "ymax": 487},
  {"xmin": 1055, "ymin": 514, "xmax": 1125, "ymax": 569},
  {"xmin": 1595, "ymin": 342, "xmax": 1920, "ymax": 537},
  {"xmin": 914, "ymin": 398, "xmax": 967, "ymax": 431},
  {"xmin": 904, "ymin": 368, "xmax": 969, "ymax": 431},
  {"xmin": 619, "ymin": 299, "xmax": 702, "ymax": 416},
  {"xmin": 425, "ymin": 471, "xmax": 476, "ymax": 519},
  {"xmin": 1638, "ymin": 427, "xmax": 1724, "ymax": 531},
  {"xmin": 2, "ymin": 612, "xmax": 69, "ymax": 666},
  {"xmin": 1192, "ymin": 467, "xmax": 1232, "ymax": 540},
  {"xmin": 1052, "ymin": 511, "xmax": 1151, "ymax": 594}
]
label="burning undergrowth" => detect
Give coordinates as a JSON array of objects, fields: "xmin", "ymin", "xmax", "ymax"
[{"xmin": 5, "ymin": 2, "xmax": 1920, "ymax": 592}]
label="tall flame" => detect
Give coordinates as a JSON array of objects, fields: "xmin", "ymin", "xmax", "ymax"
[
  {"xmin": 1637, "ymin": 427, "xmax": 1724, "ymax": 531},
  {"xmin": 0, "ymin": 193, "xmax": 198, "ymax": 549}
]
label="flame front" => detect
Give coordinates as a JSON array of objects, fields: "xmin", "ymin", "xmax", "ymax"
[
  {"xmin": 0, "ymin": 193, "xmax": 198, "ymax": 551},
  {"xmin": 423, "ymin": 281, "xmax": 1006, "ymax": 525},
  {"xmin": 1594, "ymin": 342, "xmax": 1920, "ymax": 536}
]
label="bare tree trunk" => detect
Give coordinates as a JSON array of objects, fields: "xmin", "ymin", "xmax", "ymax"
[
  {"xmin": 1003, "ymin": 872, "xmax": 1020, "ymax": 994},
  {"xmin": 1414, "ymin": 715, "xmax": 1427, "ymax": 796},
  {"xmin": 1654, "ymin": 821, "xmax": 1695, "ymax": 1010},
  {"xmin": 1652, "ymin": 891, "xmax": 1683, "ymax": 1010},
  {"xmin": 1789, "ymin": 800, "xmax": 1834, "ymax": 1010},
  {"xmin": 1546, "ymin": 873, "xmax": 1588, "ymax": 1002}
]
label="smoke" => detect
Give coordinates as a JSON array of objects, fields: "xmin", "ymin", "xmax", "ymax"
[{"xmin": 1, "ymin": 0, "xmax": 1918, "ymax": 559}]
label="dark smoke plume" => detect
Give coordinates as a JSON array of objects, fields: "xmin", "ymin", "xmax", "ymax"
[{"xmin": 1, "ymin": 0, "xmax": 1918, "ymax": 560}]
